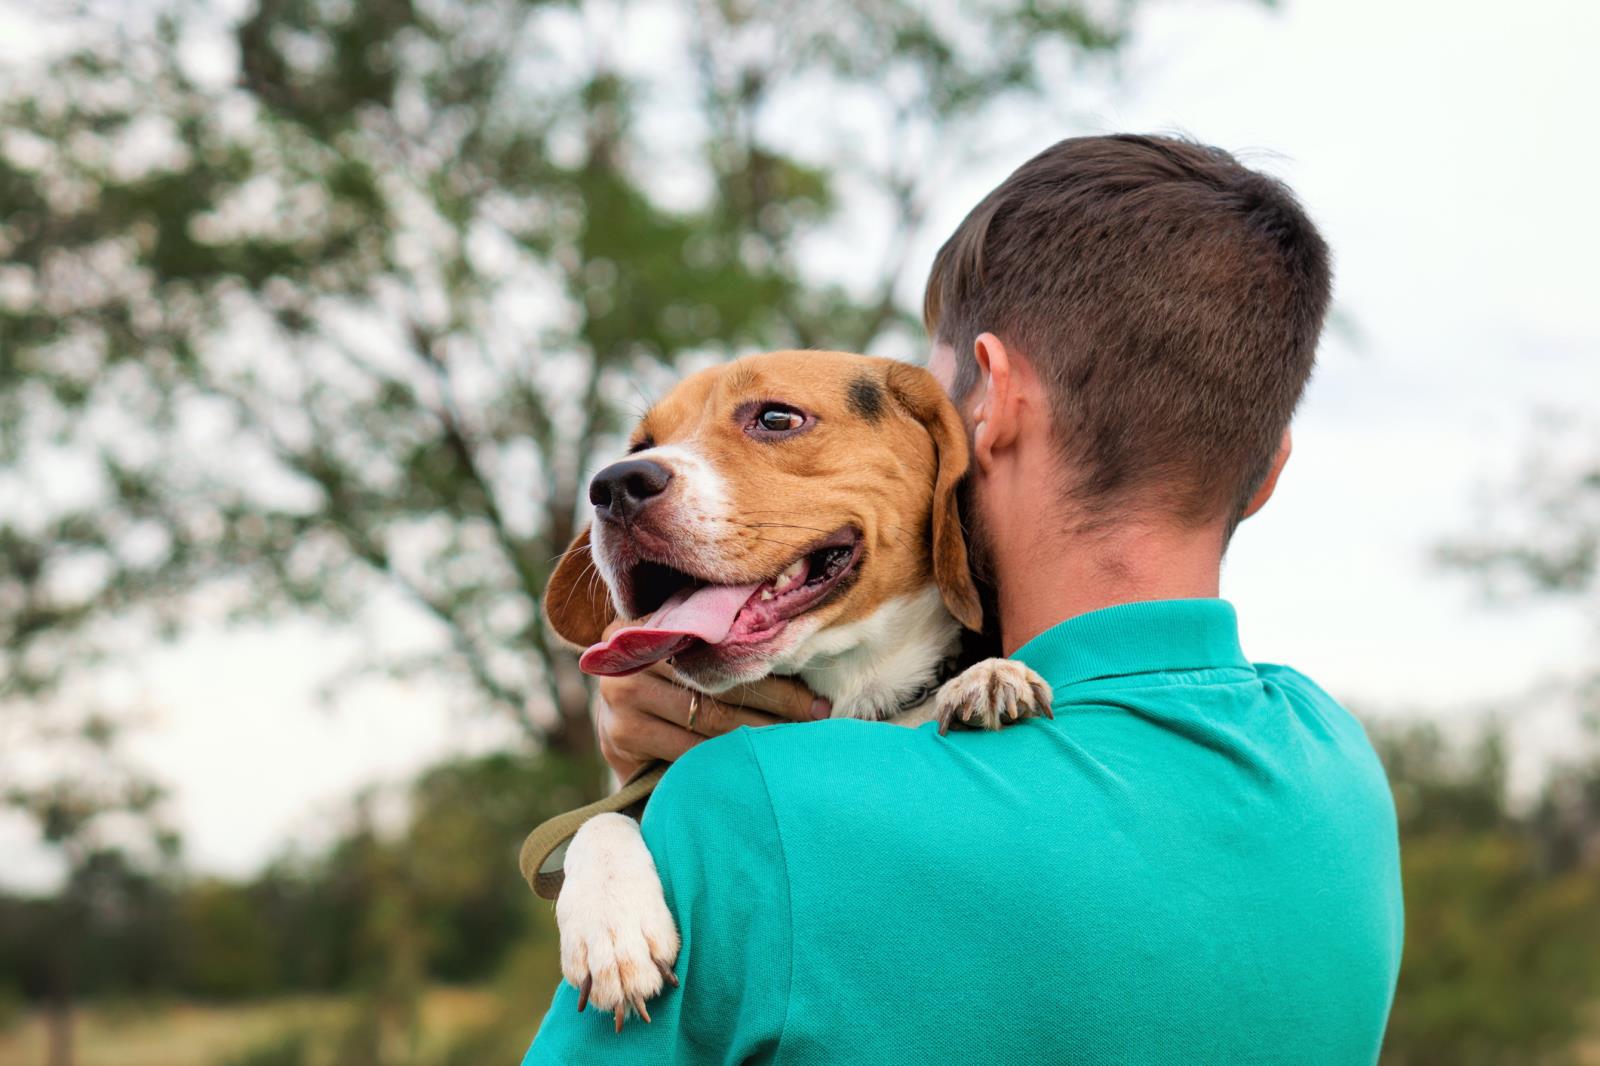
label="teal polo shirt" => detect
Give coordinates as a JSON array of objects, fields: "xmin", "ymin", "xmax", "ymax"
[{"xmin": 524, "ymin": 599, "xmax": 1403, "ymax": 1064}]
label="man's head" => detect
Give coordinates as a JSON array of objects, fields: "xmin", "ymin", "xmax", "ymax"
[{"xmin": 925, "ymin": 134, "xmax": 1331, "ymax": 542}]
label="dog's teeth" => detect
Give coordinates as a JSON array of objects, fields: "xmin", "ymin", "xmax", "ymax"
[
  {"xmin": 777, "ymin": 559, "xmax": 805, "ymax": 587},
  {"xmin": 759, "ymin": 588, "xmax": 775, "ymax": 601}
]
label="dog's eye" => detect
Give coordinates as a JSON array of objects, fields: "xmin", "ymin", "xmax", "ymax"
[
  {"xmin": 759, "ymin": 407, "xmax": 803, "ymax": 432},
  {"xmin": 751, "ymin": 404, "xmax": 808, "ymax": 437},
  {"xmin": 740, "ymin": 401, "xmax": 814, "ymax": 440},
  {"xmin": 627, "ymin": 435, "xmax": 655, "ymax": 454}
]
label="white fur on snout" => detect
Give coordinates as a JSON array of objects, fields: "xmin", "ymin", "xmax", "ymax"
[
  {"xmin": 644, "ymin": 444, "xmax": 730, "ymax": 532},
  {"xmin": 557, "ymin": 813, "xmax": 680, "ymax": 1019},
  {"xmin": 591, "ymin": 443, "xmax": 735, "ymax": 611}
]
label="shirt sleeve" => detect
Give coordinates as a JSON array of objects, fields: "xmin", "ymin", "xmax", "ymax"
[{"xmin": 521, "ymin": 727, "xmax": 792, "ymax": 1065}]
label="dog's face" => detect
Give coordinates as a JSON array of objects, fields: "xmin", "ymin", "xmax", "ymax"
[{"xmin": 545, "ymin": 350, "xmax": 982, "ymax": 693}]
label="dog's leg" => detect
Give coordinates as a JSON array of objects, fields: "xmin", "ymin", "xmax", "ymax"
[
  {"xmin": 557, "ymin": 812, "xmax": 681, "ymax": 1032},
  {"xmin": 935, "ymin": 658, "xmax": 1054, "ymax": 734}
]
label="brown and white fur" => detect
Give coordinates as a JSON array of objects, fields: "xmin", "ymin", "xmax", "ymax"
[{"xmin": 543, "ymin": 350, "xmax": 1052, "ymax": 1028}]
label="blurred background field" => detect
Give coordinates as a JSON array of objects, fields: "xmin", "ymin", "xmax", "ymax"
[
  {"xmin": 0, "ymin": 986, "xmax": 514, "ymax": 1066},
  {"xmin": 1, "ymin": 0, "xmax": 1597, "ymax": 1064}
]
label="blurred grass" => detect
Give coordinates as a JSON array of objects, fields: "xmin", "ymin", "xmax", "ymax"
[
  {"xmin": 5, "ymin": 985, "xmax": 1600, "ymax": 1066},
  {"xmin": 0, "ymin": 986, "xmax": 517, "ymax": 1066}
]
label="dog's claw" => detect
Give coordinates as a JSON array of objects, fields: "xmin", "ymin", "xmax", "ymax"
[
  {"xmin": 656, "ymin": 957, "xmax": 679, "ymax": 988},
  {"xmin": 577, "ymin": 975, "xmax": 591, "ymax": 1012},
  {"xmin": 614, "ymin": 1005, "xmax": 625, "ymax": 1033},
  {"xmin": 1032, "ymin": 679, "xmax": 1055, "ymax": 718},
  {"xmin": 631, "ymin": 994, "xmax": 651, "ymax": 1023}
]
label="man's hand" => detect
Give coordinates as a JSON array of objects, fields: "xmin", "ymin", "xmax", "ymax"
[{"xmin": 594, "ymin": 621, "xmax": 831, "ymax": 780}]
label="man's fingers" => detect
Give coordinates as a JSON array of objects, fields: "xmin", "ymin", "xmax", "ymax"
[
  {"xmin": 588, "ymin": 632, "xmax": 827, "ymax": 780},
  {"xmin": 721, "ymin": 674, "xmax": 831, "ymax": 721},
  {"xmin": 622, "ymin": 713, "xmax": 704, "ymax": 759},
  {"xmin": 599, "ymin": 670, "xmax": 782, "ymax": 737},
  {"xmin": 595, "ymin": 698, "xmax": 702, "ymax": 780},
  {"xmin": 633, "ymin": 658, "xmax": 823, "ymax": 727},
  {"xmin": 681, "ymin": 691, "xmax": 785, "ymax": 736},
  {"xmin": 625, "ymin": 640, "xmax": 826, "ymax": 721}
]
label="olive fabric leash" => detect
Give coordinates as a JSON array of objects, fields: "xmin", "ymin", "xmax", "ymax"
[{"xmin": 520, "ymin": 760, "xmax": 668, "ymax": 900}]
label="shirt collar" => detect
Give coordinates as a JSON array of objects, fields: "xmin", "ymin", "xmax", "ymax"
[{"xmin": 1011, "ymin": 598, "xmax": 1251, "ymax": 692}]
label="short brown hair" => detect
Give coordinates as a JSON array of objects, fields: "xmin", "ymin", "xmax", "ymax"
[{"xmin": 924, "ymin": 134, "xmax": 1331, "ymax": 526}]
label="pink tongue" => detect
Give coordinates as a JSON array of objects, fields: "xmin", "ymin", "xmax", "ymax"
[{"xmin": 579, "ymin": 582, "xmax": 763, "ymax": 677}]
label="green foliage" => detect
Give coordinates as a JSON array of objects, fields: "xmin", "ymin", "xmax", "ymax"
[
  {"xmin": 1374, "ymin": 722, "xmax": 1600, "ymax": 1065},
  {"xmin": 1421, "ymin": 420, "xmax": 1600, "ymax": 1060},
  {"xmin": 406, "ymin": 752, "xmax": 592, "ymax": 981},
  {"xmin": 1387, "ymin": 835, "xmax": 1600, "ymax": 1066},
  {"xmin": 1380, "ymin": 721, "xmax": 1511, "ymax": 836},
  {"xmin": 0, "ymin": 749, "xmax": 577, "ymax": 1006},
  {"xmin": 181, "ymin": 881, "xmax": 279, "ymax": 999}
]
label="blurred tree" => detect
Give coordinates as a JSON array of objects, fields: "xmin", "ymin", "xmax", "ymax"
[
  {"xmin": 0, "ymin": 749, "xmax": 582, "ymax": 1061},
  {"xmin": 1426, "ymin": 425, "xmax": 1600, "ymax": 1061},
  {"xmin": 0, "ymin": 0, "xmax": 1137, "ymax": 782},
  {"xmin": 0, "ymin": 714, "xmax": 177, "ymax": 1066},
  {"xmin": 1529, "ymin": 754, "xmax": 1600, "ymax": 875},
  {"xmin": 180, "ymin": 879, "xmax": 277, "ymax": 998},
  {"xmin": 1440, "ymin": 423, "xmax": 1600, "ymax": 720},
  {"xmin": 404, "ymin": 751, "xmax": 589, "ymax": 981},
  {"xmin": 1374, "ymin": 722, "xmax": 1600, "ymax": 1066}
]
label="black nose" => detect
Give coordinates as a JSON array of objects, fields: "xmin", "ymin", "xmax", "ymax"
[{"xmin": 589, "ymin": 459, "xmax": 673, "ymax": 522}]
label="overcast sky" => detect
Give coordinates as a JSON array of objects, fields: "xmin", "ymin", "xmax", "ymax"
[{"xmin": 3, "ymin": 0, "xmax": 1597, "ymax": 889}]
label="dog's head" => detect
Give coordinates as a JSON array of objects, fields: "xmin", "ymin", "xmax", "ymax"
[{"xmin": 544, "ymin": 350, "xmax": 980, "ymax": 693}]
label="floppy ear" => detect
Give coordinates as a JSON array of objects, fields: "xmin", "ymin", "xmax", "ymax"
[
  {"xmin": 885, "ymin": 362, "xmax": 983, "ymax": 633},
  {"xmin": 543, "ymin": 526, "xmax": 617, "ymax": 649}
]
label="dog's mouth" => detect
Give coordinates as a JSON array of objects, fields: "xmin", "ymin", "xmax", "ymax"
[{"xmin": 580, "ymin": 527, "xmax": 863, "ymax": 677}]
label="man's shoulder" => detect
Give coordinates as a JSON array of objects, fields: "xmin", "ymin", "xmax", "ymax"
[
  {"xmin": 1253, "ymin": 660, "xmax": 1340, "ymax": 702},
  {"xmin": 1251, "ymin": 661, "xmax": 1396, "ymax": 815},
  {"xmin": 649, "ymin": 717, "xmax": 982, "ymax": 860},
  {"xmin": 638, "ymin": 729, "xmax": 787, "ymax": 898},
  {"xmin": 638, "ymin": 720, "xmax": 945, "ymax": 925},
  {"xmin": 646, "ymin": 726, "xmax": 770, "ymax": 829},
  {"xmin": 653, "ymin": 718, "xmax": 931, "ymax": 816},
  {"xmin": 1253, "ymin": 661, "xmax": 1375, "ymax": 742}
]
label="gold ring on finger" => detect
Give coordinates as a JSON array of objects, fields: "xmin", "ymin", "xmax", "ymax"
[{"xmin": 687, "ymin": 690, "xmax": 701, "ymax": 733}]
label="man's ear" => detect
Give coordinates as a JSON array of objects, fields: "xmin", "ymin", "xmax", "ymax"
[
  {"xmin": 885, "ymin": 362, "xmax": 983, "ymax": 633},
  {"xmin": 543, "ymin": 526, "xmax": 617, "ymax": 649},
  {"xmin": 968, "ymin": 332, "xmax": 1021, "ymax": 475},
  {"xmin": 1241, "ymin": 430, "xmax": 1292, "ymax": 522}
]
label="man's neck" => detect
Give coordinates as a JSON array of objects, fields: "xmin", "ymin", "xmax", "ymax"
[{"xmin": 996, "ymin": 520, "xmax": 1225, "ymax": 656}]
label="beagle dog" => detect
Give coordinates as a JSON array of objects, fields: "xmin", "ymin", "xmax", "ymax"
[{"xmin": 543, "ymin": 350, "xmax": 1053, "ymax": 1028}]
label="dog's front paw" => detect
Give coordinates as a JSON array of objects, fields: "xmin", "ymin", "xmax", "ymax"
[
  {"xmin": 936, "ymin": 658, "xmax": 1054, "ymax": 735},
  {"xmin": 556, "ymin": 813, "xmax": 680, "ymax": 1032}
]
